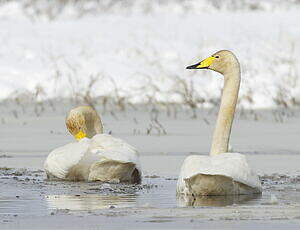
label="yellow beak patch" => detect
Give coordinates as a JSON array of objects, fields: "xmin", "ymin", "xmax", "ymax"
[
  {"xmin": 75, "ymin": 130, "xmax": 86, "ymax": 141},
  {"xmin": 196, "ymin": 56, "xmax": 215, "ymax": 69}
]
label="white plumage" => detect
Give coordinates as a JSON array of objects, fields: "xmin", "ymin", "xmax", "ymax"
[
  {"xmin": 45, "ymin": 134, "xmax": 141, "ymax": 183},
  {"xmin": 177, "ymin": 50, "xmax": 262, "ymax": 196},
  {"xmin": 44, "ymin": 106, "xmax": 141, "ymax": 183},
  {"xmin": 177, "ymin": 153, "xmax": 261, "ymax": 195}
]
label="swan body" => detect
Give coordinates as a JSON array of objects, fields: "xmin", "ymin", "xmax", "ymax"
[
  {"xmin": 44, "ymin": 106, "xmax": 141, "ymax": 183},
  {"xmin": 177, "ymin": 50, "xmax": 262, "ymax": 196},
  {"xmin": 177, "ymin": 153, "xmax": 261, "ymax": 196}
]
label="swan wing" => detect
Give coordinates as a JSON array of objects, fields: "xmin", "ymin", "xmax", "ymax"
[
  {"xmin": 89, "ymin": 134, "xmax": 140, "ymax": 167},
  {"xmin": 44, "ymin": 138, "xmax": 90, "ymax": 180},
  {"xmin": 177, "ymin": 153, "xmax": 261, "ymax": 194},
  {"xmin": 87, "ymin": 134, "xmax": 142, "ymax": 182}
]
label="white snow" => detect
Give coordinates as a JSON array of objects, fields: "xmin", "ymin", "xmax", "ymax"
[{"xmin": 0, "ymin": 1, "xmax": 300, "ymax": 109}]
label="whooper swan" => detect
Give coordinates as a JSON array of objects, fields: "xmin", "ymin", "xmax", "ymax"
[
  {"xmin": 177, "ymin": 50, "xmax": 262, "ymax": 196},
  {"xmin": 44, "ymin": 106, "xmax": 141, "ymax": 183}
]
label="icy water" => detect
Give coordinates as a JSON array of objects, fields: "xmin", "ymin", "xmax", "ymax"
[
  {"xmin": 0, "ymin": 108, "xmax": 300, "ymax": 229},
  {"xmin": 1, "ymin": 154, "xmax": 300, "ymax": 229}
]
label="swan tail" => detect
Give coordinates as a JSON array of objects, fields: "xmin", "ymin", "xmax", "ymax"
[{"xmin": 88, "ymin": 160, "xmax": 141, "ymax": 184}]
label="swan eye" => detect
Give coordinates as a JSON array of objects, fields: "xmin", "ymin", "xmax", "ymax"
[{"xmin": 215, "ymin": 56, "xmax": 219, "ymax": 58}]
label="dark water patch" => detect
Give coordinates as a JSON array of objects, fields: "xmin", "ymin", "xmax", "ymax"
[
  {"xmin": 145, "ymin": 219, "xmax": 173, "ymax": 223},
  {"xmin": 145, "ymin": 175, "xmax": 160, "ymax": 178},
  {"xmin": 0, "ymin": 168, "xmax": 44, "ymax": 184},
  {"xmin": 260, "ymin": 173, "xmax": 300, "ymax": 189},
  {"xmin": 0, "ymin": 154, "xmax": 13, "ymax": 158}
]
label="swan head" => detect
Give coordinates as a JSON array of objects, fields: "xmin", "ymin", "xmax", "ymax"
[
  {"xmin": 65, "ymin": 106, "xmax": 103, "ymax": 141},
  {"xmin": 186, "ymin": 50, "xmax": 239, "ymax": 75}
]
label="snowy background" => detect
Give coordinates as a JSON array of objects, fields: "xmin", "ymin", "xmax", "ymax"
[{"xmin": 0, "ymin": 0, "xmax": 300, "ymax": 109}]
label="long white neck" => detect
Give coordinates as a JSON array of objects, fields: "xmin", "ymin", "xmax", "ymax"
[{"xmin": 210, "ymin": 67, "xmax": 240, "ymax": 156}]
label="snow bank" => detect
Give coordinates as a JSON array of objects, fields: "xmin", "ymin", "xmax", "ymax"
[{"xmin": 0, "ymin": 1, "xmax": 300, "ymax": 109}]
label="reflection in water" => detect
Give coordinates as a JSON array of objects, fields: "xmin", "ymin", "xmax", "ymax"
[
  {"xmin": 0, "ymin": 199, "xmax": 16, "ymax": 214},
  {"xmin": 45, "ymin": 194, "xmax": 138, "ymax": 211},
  {"xmin": 0, "ymin": 198, "xmax": 47, "ymax": 215},
  {"xmin": 177, "ymin": 193, "xmax": 262, "ymax": 207}
]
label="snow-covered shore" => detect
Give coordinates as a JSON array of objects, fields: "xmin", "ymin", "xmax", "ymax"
[{"xmin": 0, "ymin": 0, "xmax": 300, "ymax": 109}]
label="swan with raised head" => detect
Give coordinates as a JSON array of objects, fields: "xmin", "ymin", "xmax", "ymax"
[
  {"xmin": 44, "ymin": 106, "xmax": 141, "ymax": 183},
  {"xmin": 177, "ymin": 50, "xmax": 262, "ymax": 196}
]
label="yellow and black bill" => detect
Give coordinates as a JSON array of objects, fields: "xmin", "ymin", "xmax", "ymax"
[
  {"xmin": 186, "ymin": 63, "xmax": 205, "ymax": 69},
  {"xmin": 186, "ymin": 56, "xmax": 215, "ymax": 69}
]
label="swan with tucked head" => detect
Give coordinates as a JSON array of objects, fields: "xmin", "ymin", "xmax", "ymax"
[
  {"xmin": 44, "ymin": 106, "xmax": 141, "ymax": 183},
  {"xmin": 66, "ymin": 106, "xmax": 103, "ymax": 140},
  {"xmin": 177, "ymin": 50, "xmax": 262, "ymax": 196}
]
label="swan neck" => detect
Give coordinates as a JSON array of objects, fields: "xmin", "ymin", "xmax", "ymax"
[{"xmin": 210, "ymin": 69, "xmax": 240, "ymax": 156}]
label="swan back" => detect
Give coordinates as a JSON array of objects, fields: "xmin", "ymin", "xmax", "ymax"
[
  {"xmin": 177, "ymin": 153, "xmax": 262, "ymax": 195},
  {"xmin": 89, "ymin": 134, "xmax": 141, "ymax": 170}
]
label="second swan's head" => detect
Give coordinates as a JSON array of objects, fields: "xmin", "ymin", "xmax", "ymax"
[
  {"xmin": 66, "ymin": 106, "xmax": 103, "ymax": 141},
  {"xmin": 186, "ymin": 50, "xmax": 239, "ymax": 75}
]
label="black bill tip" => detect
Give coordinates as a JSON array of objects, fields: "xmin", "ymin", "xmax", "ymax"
[{"xmin": 186, "ymin": 63, "xmax": 199, "ymax": 69}]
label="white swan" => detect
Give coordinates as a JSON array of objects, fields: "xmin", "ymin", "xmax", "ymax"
[
  {"xmin": 177, "ymin": 50, "xmax": 262, "ymax": 196},
  {"xmin": 44, "ymin": 106, "xmax": 141, "ymax": 183}
]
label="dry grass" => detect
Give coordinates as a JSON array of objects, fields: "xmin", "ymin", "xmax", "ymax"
[
  {"xmin": 0, "ymin": 2, "xmax": 299, "ymax": 124},
  {"xmin": 5, "ymin": 0, "xmax": 298, "ymax": 21}
]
